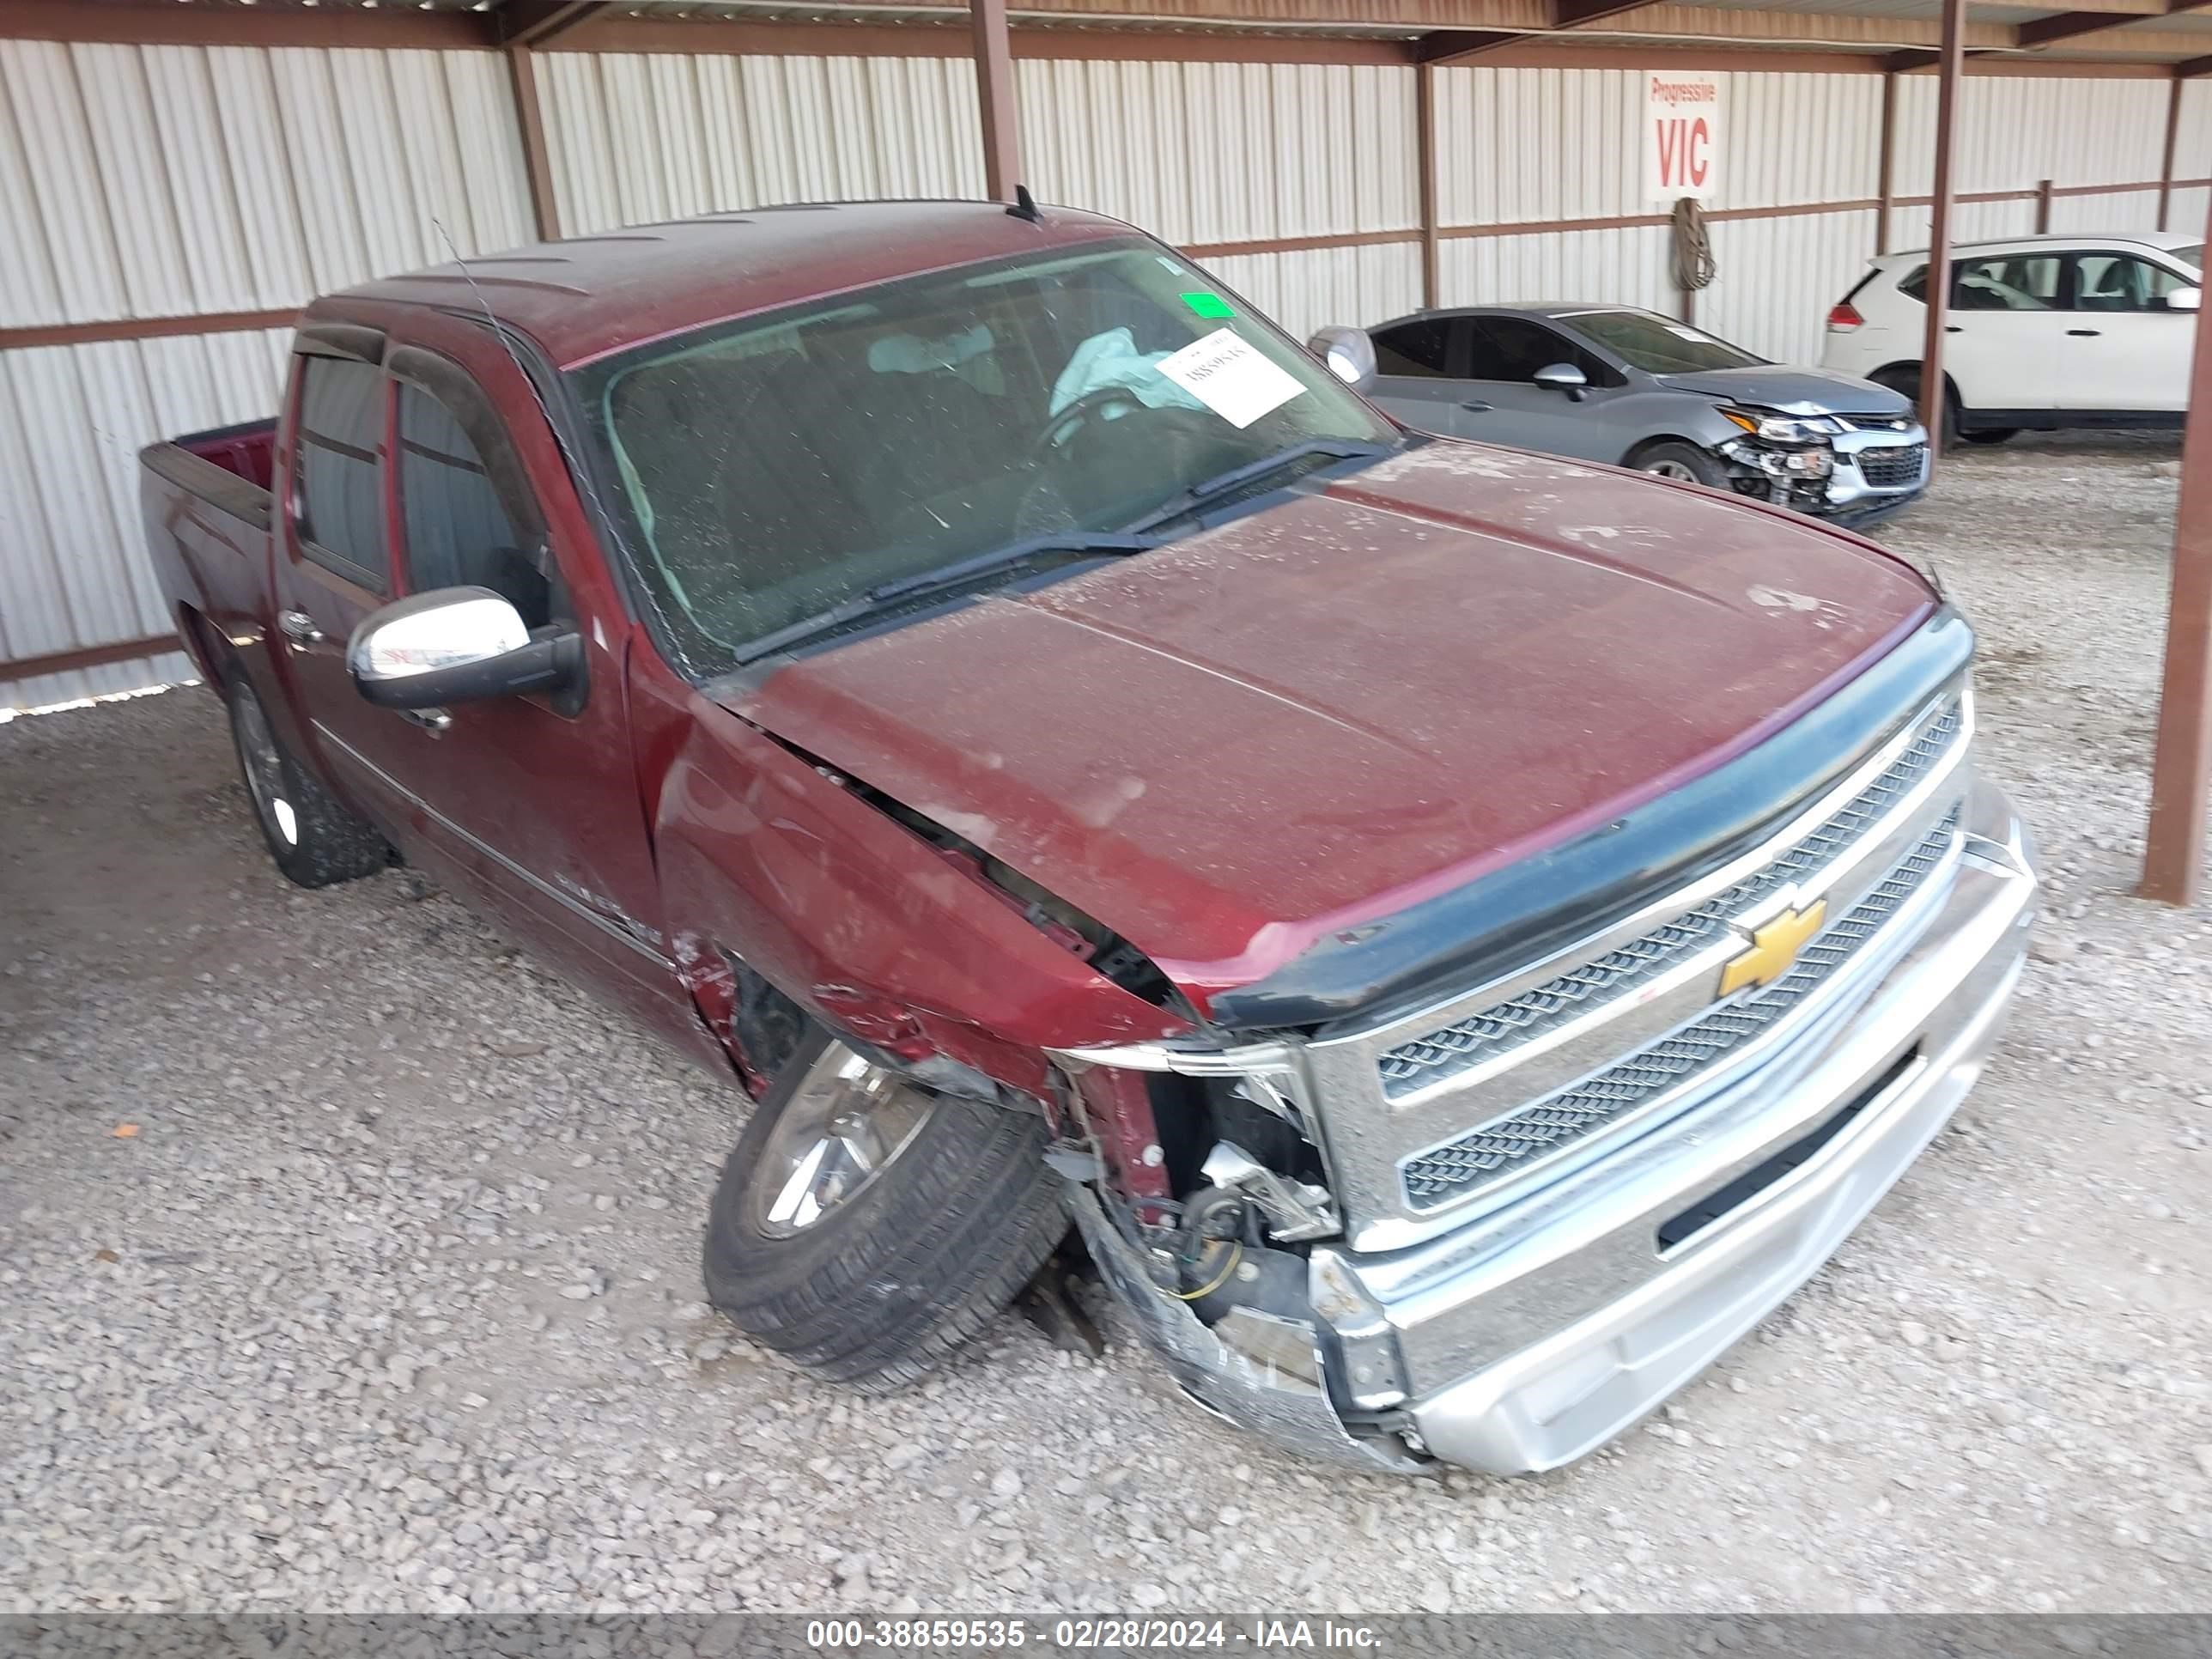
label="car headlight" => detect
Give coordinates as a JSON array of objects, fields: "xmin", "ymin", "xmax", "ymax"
[{"xmin": 1721, "ymin": 408, "xmax": 1844, "ymax": 443}]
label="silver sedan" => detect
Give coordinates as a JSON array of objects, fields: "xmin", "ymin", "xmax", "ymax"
[{"xmin": 1318, "ymin": 303, "xmax": 1929, "ymax": 525}]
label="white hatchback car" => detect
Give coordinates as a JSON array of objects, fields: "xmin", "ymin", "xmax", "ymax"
[{"xmin": 1820, "ymin": 230, "xmax": 2201, "ymax": 442}]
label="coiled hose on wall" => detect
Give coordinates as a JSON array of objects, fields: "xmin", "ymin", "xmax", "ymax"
[{"xmin": 1671, "ymin": 198, "xmax": 1717, "ymax": 305}]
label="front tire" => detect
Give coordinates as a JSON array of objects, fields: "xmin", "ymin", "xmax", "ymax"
[
  {"xmin": 703, "ymin": 1027, "xmax": 1067, "ymax": 1390},
  {"xmin": 1960, "ymin": 428, "xmax": 2019, "ymax": 446},
  {"xmin": 226, "ymin": 678, "xmax": 389, "ymax": 888},
  {"xmin": 1631, "ymin": 440, "xmax": 1728, "ymax": 487}
]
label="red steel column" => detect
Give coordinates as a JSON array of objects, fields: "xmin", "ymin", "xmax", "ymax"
[
  {"xmin": 2160, "ymin": 76, "xmax": 2184, "ymax": 233},
  {"xmin": 2141, "ymin": 185, "xmax": 2212, "ymax": 905},
  {"xmin": 1418, "ymin": 63, "xmax": 1441, "ymax": 309},
  {"xmin": 1918, "ymin": 0, "xmax": 1965, "ymax": 461},
  {"xmin": 506, "ymin": 46, "xmax": 561, "ymax": 242},
  {"xmin": 970, "ymin": 0, "xmax": 1020, "ymax": 202},
  {"xmin": 1876, "ymin": 70, "xmax": 1897, "ymax": 256}
]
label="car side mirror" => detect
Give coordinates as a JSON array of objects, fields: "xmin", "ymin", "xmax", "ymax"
[
  {"xmin": 2164, "ymin": 287, "xmax": 2202, "ymax": 313},
  {"xmin": 349, "ymin": 586, "xmax": 580, "ymax": 712},
  {"xmin": 1307, "ymin": 325, "xmax": 1377, "ymax": 394},
  {"xmin": 1533, "ymin": 362, "xmax": 1589, "ymax": 400}
]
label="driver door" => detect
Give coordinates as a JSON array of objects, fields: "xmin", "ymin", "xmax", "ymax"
[
  {"xmin": 1435, "ymin": 317, "xmax": 1622, "ymax": 459},
  {"xmin": 2063, "ymin": 250, "xmax": 2197, "ymax": 412}
]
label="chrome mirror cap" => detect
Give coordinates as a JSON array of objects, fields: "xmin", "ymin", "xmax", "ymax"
[{"xmin": 349, "ymin": 587, "xmax": 529, "ymax": 684}]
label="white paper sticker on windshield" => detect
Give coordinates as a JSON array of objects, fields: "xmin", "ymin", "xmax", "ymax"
[
  {"xmin": 1152, "ymin": 328, "xmax": 1304, "ymax": 429},
  {"xmin": 1665, "ymin": 325, "xmax": 1707, "ymax": 341}
]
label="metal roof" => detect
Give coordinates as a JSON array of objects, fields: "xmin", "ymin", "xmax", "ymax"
[{"xmin": 26, "ymin": 0, "xmax": 2212, "ymax": 68}]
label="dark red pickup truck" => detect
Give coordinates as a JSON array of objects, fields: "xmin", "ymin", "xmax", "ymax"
[{"xmin": 142, "ymin": 200, "xmax": 2037, "ymax": 1475}]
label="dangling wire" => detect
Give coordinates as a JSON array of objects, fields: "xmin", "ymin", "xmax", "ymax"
[{"xmin": 1671, "ymin": 198, "xmax": 1717, "ymax": 297}]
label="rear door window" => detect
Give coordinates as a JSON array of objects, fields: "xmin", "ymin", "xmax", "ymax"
[
  {"xmin": 1953, "ymin": 254, "xmax": 2061, "ymax": 312},
  {"xmin": 292, "ymin": 356, "xmax": 389, "ymax": 590}
]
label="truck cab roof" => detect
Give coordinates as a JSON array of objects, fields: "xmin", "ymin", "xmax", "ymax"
[{"xmin": 319, "ymin": 199, "xmax": 1137, "ymax": 368}]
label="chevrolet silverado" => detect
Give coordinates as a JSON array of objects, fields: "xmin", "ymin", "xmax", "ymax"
[{"xmin": 139, "ymin": 199, "xmax": 2038, "ymax": 1475}]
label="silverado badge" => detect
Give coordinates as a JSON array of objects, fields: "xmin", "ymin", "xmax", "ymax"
[{"xmin": 1718, "ymin": 898, "xmax": 1828, "ymax": 997}]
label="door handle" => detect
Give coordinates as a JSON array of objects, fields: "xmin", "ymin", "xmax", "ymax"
[
  {"xmin": 276, "ymin": 609, "xmax": 324, "ymax": 647},
  {"xmin": 397, "ymin": 708, "xmax": 453, "ymax": 736},
  {"xmin": 1944, "ymin": 325, "xmax": 1963, "ymax": 334},
  {"xmin": 1459, "ymin": 399, "xmax": 1495, "ymax": 412},
  {"xmin": 2067, "ymin": 328, "xmax": 2101, "ymax": 337}
]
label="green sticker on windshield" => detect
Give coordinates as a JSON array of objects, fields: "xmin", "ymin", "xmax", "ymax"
[{"xmin": 1181, "ymin": 291, "xmax": 1236, "ymax": 319}]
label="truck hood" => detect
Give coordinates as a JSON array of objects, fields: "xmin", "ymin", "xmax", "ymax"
[
  {"xmin": 1656, "ymin": 365, "xmax": 1913, "ymax": 420},
  {"xmin": 720, "ymin": 441, "xmax": 1936, "ymax": 1004}
]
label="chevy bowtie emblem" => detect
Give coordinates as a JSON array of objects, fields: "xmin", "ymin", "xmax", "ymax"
[{"xmin": 1718, "ymin": 898, "xmax": 1828, "ymax": 997}]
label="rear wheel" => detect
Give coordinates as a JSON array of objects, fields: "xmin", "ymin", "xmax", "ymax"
[
  {"xmin": 1960, "ymin": 428, "xmax": 2020, "ymax": 446},
  {"xmin": 703, "ymin": 1026, "xmax": 1067, "ymax": 1390},
  {"xmin": 226, "ymin": 678, "xmax": 389, "ymax": 888},
  {"xmin": 1630, "ymin": 440, "xmax": 1727, "ymax": 487},
  {"xmin": 1869, "ymin": 365, "xmax": 1958, "ymax": 445}
]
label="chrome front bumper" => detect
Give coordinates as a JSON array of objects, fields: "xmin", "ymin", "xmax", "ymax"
[
  {"xmin": 1375, "ymin": 778, "xmax": 2034, "ymax": 1471},
  {"xmin": 1068, "ymin": 777, "xmax": 2035, "ymax": 1477}
]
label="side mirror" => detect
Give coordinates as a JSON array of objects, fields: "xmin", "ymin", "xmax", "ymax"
[
  {"xmin": 1307, "ymin": 325, "xmax": 1377, "ymax": 394},
  {"xmin": 349, "ymin": 586, "xmax": 580, "ymax": 712},
  {"xmin": 1533, "ymin": 362, "xmax": 1590, "ymax": 400},
  {"xmin": 2165, "ymin": 287, "xmax": 2202, "ymax": 313}
]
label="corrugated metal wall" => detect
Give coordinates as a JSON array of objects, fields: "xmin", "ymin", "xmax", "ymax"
[
  {"xmin": 0, "ymin": 39, "xmax": 532, "ymax": 709},
  {"xmin": 1883, "ymin": 77, "xmax": 2189, "ymax": 255},
  {"xmin": 1019, "ymin": 60, "xmax": 1418, "ymax": 247},
  {"xmin": 1433, "ymin": 66, "xmax": 1884, "ymax": 359},
  {"xmin": 534, "ymin": 50, "xmax": 986, "ymax": 233},
  {"xmin": 535, "ymin": 50, "xmax": 1421, "ymax": 339}
]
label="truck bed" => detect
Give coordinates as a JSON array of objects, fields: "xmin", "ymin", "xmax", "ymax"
[{"xmin": 140, "ymin": 416, "xmax": 277, "ymax": 695}]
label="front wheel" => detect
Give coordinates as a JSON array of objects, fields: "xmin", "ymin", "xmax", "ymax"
[
  {"xmin": 1631, "ymin": 440, "xmax": 1728, "ymax": 487},
  {"xmin": 703, "ymin": 1027, "xmax": 1067, "ymax": 1390},
  {"xmin": 226, "ymin": 678, "xmax": 389, "ymax": 888},
  {"xmin": 1960, "ymin": 428, "xmax": 2019, "ymax": 446}
]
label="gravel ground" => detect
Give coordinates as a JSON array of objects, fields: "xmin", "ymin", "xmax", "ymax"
[{"xmin": 4, "ymin": 431, "xmax": 2211, "ymax": 1616}]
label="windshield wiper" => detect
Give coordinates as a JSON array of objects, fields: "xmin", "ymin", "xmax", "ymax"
[
  {"xmin": 731, "ymin": 532, "xmax": 1157, "ymax": 665},
  {"xmin": 1121, "ymin": 437, "xmax": 1395, "ymax": 535}
]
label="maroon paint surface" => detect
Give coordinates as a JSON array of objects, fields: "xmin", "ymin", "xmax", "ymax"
[{"xmin": 732, "ymin": 441, "xmax": 1935, "ymax": 1005}]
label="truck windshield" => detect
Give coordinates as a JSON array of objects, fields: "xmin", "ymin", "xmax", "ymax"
[
  {"xmin": 1559, "ymin": 309, "xmax": 1766, "ymax": 374},
  {"xmin": 569, "ymin": 240, "xmax": 1398, "ymax": 672}
]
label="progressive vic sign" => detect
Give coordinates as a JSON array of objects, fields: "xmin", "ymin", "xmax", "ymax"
[{"xmin": 1645, "ymin": 71, "xmax": 1722, "ymax": 202}]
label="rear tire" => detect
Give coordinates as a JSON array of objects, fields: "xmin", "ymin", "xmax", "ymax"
[
  {"xmin": 1960, "ymin": 428, "xmax": 2019, "ymax": 446},
  {"xmin": 226, "ymin": 678, "xmax": 389, "ymax": 888},
  {"xmin": 703, "ymin": 1026, "xmax": 1067, "ymax": 1390},
  {"xmin": 1630, "ymin": 440, "xmax": 1728, "ymax": 487},
  {"xmin": 1869, "ymin": 365, "xmax": 1958, "ymax": 445}
]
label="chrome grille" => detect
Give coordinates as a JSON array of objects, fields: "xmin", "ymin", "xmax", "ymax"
[
  {"xmin": 1400, "ymin": 809, "xmax": 1960, "ymax": 1209},
  {"xmin": 1377, "ymin": 698, "xmax": 1964, "ymax": 1099},
  {"xmin": 1857, "ymin": 444, "xmax": 1928, "ymax": 489},
  {"xmin": 1835, "ymin": 413, "xmax": 1916, "ymax": 432}
]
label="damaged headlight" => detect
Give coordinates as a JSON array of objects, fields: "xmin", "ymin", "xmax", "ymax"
[
  {"xmin": 1721, "ymin": 407, "xmax": 1844, "ymax": 443},
  {"xmin": 1723, "ymin": 441, "xmax": 1832, "ymax": 478}
]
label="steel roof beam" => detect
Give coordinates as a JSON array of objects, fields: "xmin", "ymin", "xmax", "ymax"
[
  {"xmin": 2017, "ymin": 0, "xmax": 2212, "ymax": 50},
  {"xmin": 1418, "ymin": 0, "xmax": 1665, "ymax": 64},
  {"xmin": 498, "ymin": 2, "xmax": 614, "ymax": 48}
]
